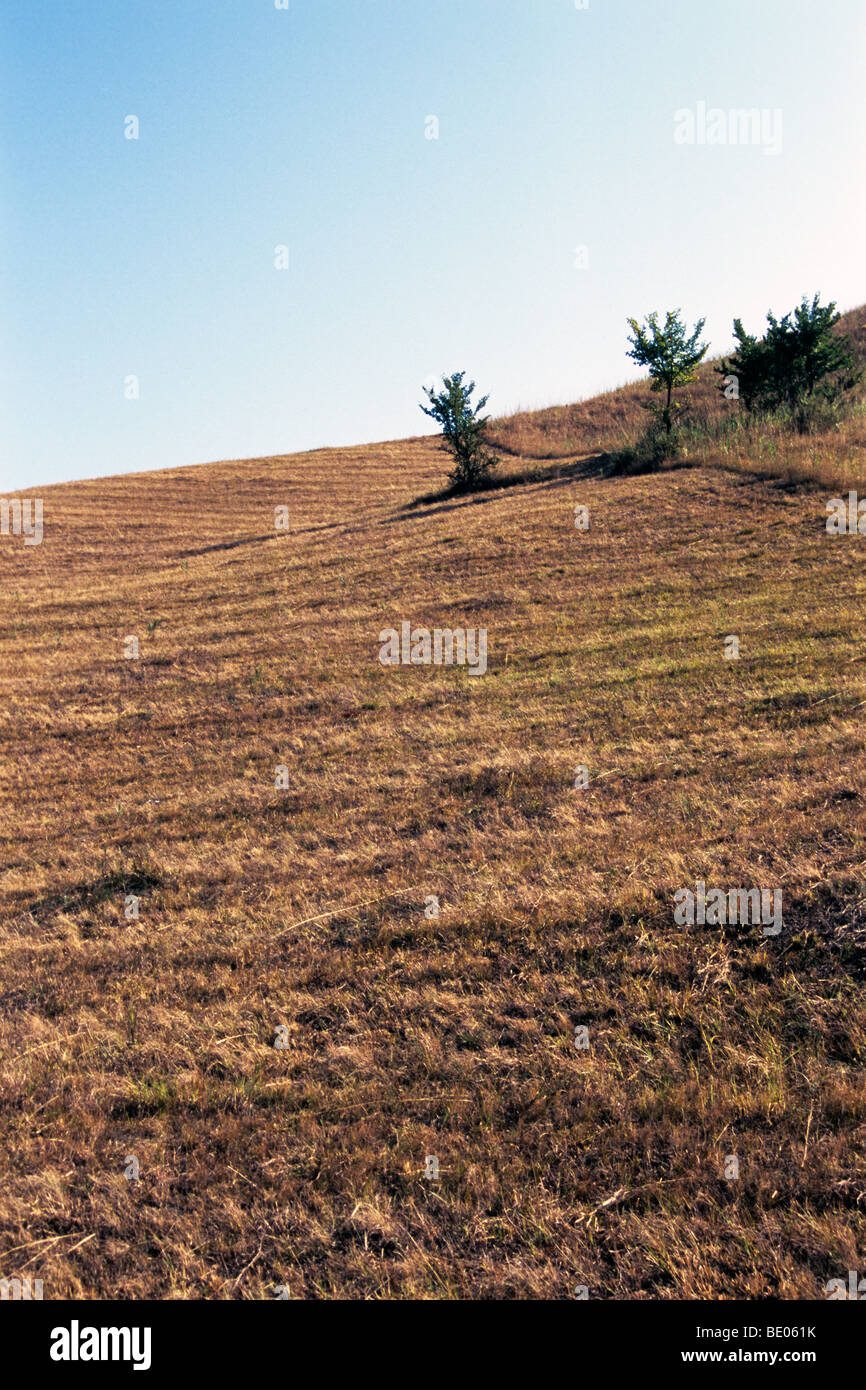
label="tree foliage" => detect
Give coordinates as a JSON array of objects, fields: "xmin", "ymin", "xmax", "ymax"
[
  {"xmin": 626, "ymin": 310, "xmax": 709, "ymax": 433},
  {"xmin": 718, "ymin": 294, "xmax": 858, "ymax": 432},
  {"xmin": 420, "ymin": 372, "xmax": 498, "ymax": 491}
]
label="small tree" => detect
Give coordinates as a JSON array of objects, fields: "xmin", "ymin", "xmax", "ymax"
[
  {"xmin": 420, "ymin": 372, "xmax": 498, "ymax": 491},
  {"xmin": 626, "ymin": 309, "xmax": 709, "ymax": 434},
  {"xmin": 716, "ymin": 318, "xmax": 773, "ymax": 414},
  {"xmin": 719, "ymin": 294, "xmax": 858, "ymax": 432}
]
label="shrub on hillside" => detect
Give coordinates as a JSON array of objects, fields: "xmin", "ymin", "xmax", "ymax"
[
  {"xmin": 718, "ymin": 294, "xmax": 860, "ymax": 434},
  {"xmin": 605, "ymin": 412, "xmax": 683, "ymax": 475},
  {"xmin": 420, "ymin": 372, "xmax": 499, "ymax": 492}
]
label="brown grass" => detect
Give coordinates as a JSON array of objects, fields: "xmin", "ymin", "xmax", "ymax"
[{"xmin": 1, "ymin": 322, "xmax": 865, "ymax": 1300}]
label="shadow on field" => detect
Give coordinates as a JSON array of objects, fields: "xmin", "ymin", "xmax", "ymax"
[
  {"xmin": 397, "ymin": 452, "xmax": 609, "ymax": 522},
  {"xmin": 22, "ymin": 867, "xmax": 166, "ymax": 923}
]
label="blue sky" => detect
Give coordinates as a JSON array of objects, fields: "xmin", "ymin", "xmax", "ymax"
[{"xmin": 1, "ymin": 0, "xmax": 864, "ymax": 492}]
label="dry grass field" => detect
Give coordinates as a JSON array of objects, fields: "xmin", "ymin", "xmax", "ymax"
[{"xmin": 1, "ymin": 330, "xmax": 865, "ymax": 1299}]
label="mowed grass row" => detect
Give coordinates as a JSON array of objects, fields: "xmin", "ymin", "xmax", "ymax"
[{"xmin": 0, "ymin": 440, "xmax": 864, "ymax": 1298}]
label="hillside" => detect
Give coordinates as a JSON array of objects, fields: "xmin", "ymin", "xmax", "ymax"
[
  {"xmin": 1, "ymin": 347, "xmax": 865, "ymax": 1299},
  {"xmin": 490, "ymin": 304, "xmax": 866, "ymax": 491}
]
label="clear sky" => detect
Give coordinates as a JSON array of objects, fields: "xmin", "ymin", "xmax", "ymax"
[{"xmin": 1, "ymin": 0, "xmax": 864, "ymax": 492}]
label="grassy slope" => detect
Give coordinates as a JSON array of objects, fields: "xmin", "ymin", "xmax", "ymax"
[
  {"xmin": 1, "ymin": 340, "xmax": 865, "ymax": 1299},
  {"xmin": 490, "ymin": 306, "xmax": 866, "ymax": 491}
]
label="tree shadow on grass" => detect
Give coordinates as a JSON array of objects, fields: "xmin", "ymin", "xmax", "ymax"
[
  {"xmin": 394, "ymin": 452, "xmax": 610, "ymax": 523},
  {"xmin": 21, "ymin": 867, "xmax": 166, "ymax": 923}
]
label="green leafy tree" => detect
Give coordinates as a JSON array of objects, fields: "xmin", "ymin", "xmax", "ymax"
[
  {"xmin": 626, "ymin": 309, "xmax": 709, "ymax": 434},
  {"xmin": 716, "ymin": 318, "xmax": 773, "ymax": 413},
  {"xmin": 718, "ymin": 294, "xmax": 858, "ymax": 431},
  {"xmin": 420, "ymin": 371, "xmax": 498, "ymax": 492}
]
